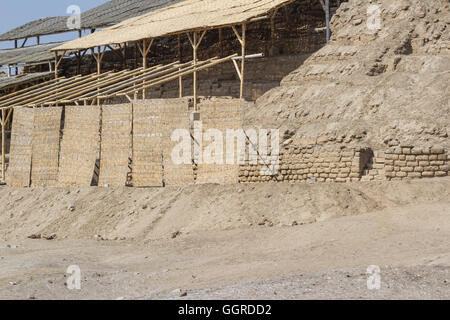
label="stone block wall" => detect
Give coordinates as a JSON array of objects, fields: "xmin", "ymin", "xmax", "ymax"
[
  {"xmin": 384, "ymin": 146, "xmax": 449, "ymax": 180},
  {"xmin": 239, "ymin": 146, "xmax": 368, "ymax": 183},
  {"xmin": 239, "ymin": 145, "xmax": 449, "ymax": 184}
]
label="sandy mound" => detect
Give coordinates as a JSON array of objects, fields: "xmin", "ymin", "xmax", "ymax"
[
  {"xmin": 245, "ymin": 0, "xmax": 450, "ymax": 149},
  {"xmin": 1, "ymin": 178, "xmax": 449, "ymax": 241}
]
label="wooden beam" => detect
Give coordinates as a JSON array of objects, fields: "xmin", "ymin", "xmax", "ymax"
[
  {"xmin": 232, "ymin": 24, "xmax": 247, "ymax": 99},
  {"xmin": 54, "ymin": 50, "xmax": 67, "ymax": 79},
  {"xmin": 21, "ymin": 38, "xmax": 28, "ymax": 48},
  {"xmin": 240, "ymin": 24, "xmax": 246, "ymax": 100},
  {"xmin": 116, "ymin": 54, "xmax": 237, "ymax": 98},
  {"xmin": 319, "ymin": 0, "xmax": 330, "ymax": 42},
  {"xmin": 188, "ymin": 29, "xmax": 207, "ymax": 110},
  {"xmin": 178, "ymin": 34, "xmax": 183, "ymax": 98},
  {"xmin": 1, "ymin": 108, "xmax": 5, "ymax": 181},
  {"xmin": 142, "ymin": 38, "xmax": 154, "ymax": 99}
]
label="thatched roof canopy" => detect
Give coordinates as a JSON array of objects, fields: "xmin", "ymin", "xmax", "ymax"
[
  {"xmin": 54, "ymin": 0, "xmax": 295, "ymax": 51},
  {"xmin": 0, "ymin": 42, "xmax": 69, "ymax": 66}
]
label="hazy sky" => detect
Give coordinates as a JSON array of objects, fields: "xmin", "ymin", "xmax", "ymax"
[{"xmin": 0, "ymin": 0, "xmax": 108, "ymax": 49}]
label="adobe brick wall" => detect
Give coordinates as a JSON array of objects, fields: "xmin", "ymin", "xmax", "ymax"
[
  {"xmin": 239, "ymin": 146, "xmax": 368, "ymax": 183},
  {"xmin": 384, "ymin": 146, "xmax": 449, "ymax": 180},
  {"xmin": 239, "ymin": 144, "xmax": 449, "ymax": 184}
]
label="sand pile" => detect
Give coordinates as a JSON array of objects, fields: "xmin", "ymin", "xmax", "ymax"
[
  {"xmin": 246, "ymin": 0, "xmax": 449, "ymax": 149},
  {"xmin": 0, "ymin": 178, "xmax": 449, "ymax": 241}
]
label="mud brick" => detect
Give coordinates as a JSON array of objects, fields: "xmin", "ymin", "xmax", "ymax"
[
  {"xmin": 411, "ymin": 148, "xmax": 423, "ymax": 155},
  {"xmin": 416, "ymin": 155, "xmax": 429, "ymax": 161},
  {"xmin": 402, "ymin": 147, "xmax": 412, "ymax": 154},
  {"xmin": 407, "ymin": 172, "xmax": 422, "ymax": 178},
  {"xmin": 430, "ymin": 147, "xmax": 444, "ymax": 154},
  {"xmin": 422, "ymin": 171, "xmax": 435, "ymax": 177},
  {"xmin": 435, "ymin": 171, "xmax": 447, "ymax": 177},
  {"xmin": 385, "ymin": 154, "xmax": 399, "ymax": 160}
]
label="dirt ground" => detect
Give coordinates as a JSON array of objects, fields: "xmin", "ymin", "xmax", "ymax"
[{"xmin": 0, "ymin": 178, "xmax": 449, "ymax": 300}]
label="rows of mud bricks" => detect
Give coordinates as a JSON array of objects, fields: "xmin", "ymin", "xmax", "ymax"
[
  {"xmin": 239, "ymin": 145, "xmax": 449, "ymax": 183},
  {"xmin": 239, "ymin": 146, "xmax": 366, "ymax": 183},
  {"xmin": 384, "ymin": 146, "xmax": 449, "ymax": 180}
]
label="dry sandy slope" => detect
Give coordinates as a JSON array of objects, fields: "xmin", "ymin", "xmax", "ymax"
[
  {"xmin": 0, "ymin": 197, "xmax": 449, "ymax": 300},
  {"xmin": 0, "ymin": 178, "xmax": 449, "ymax": 241}
]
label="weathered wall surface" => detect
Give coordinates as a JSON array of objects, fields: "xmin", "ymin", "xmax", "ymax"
[
  {"xmin": 247, "ymin": 0, "xmax": 450, "ymax": 149},
  {"xmin": 239, "ymin": 144, "xmax": 449, "ymax": 184}
]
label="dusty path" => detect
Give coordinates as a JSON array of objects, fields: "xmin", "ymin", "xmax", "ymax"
[{"xmin": 1, "ymin": 198, "xmax": 449, "ymax": 299}]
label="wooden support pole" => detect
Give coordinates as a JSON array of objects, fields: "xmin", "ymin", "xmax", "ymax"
[
  {"xmin": 178, "ymin": 34, "xmax": 183, "ymax": 98},
  {"xmin": 240, "ymin": 24, "xmax": 246, "ymax": 100},
  {"xmin": 122, "ymin": 43, "xmax": 127, "ymax": 69},
  {"xmin": 193, "ymin": 32, "xmax": 198, "ymax": 109},
  {"xmin": 219, "ymin": 28, "xmax": 224, "ymax": 58},
  {"xmin": 91, "ymin": 46, "xmax": 106, "ymax": 105},
  {"xmin": 54, "ymin": 50, "xmax": 66, "ymax": 79},
  {"xmin": 141, "ymin": 38, "xmax": 154, "ymax": 99},
  {"xmin": 54, "ymin": 51, "xmax": 59, "ymax": 79},
  {"xmin": 325, "ymin": 0, "xmax": 330, "ymax": 42},
  {"xmin": 319, "ymin": 0, "xmax": 331, "ymax": 42},
  {"xmin": 188, "ymin": 29, "xmax": 207, "ymax": 110},
  {"xmin": 232, "ymin": 24, "xmax": 246, "ymax": 99},
  {"xmin": 1, "ymin": 108, "xmax": 5, "ymax": 181}
]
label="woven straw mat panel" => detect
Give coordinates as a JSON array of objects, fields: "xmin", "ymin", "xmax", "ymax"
[
  {"xmin": 6, "ymin": 108, "xmax": 35, "ymax": 187},
  {"xmin": 98, "ymin": 104, "xmax": 132, "ymax": 187},
  {"xmin": 160, "ymin": 98, "xmax": 194, "ymax": 187},
  {"xmin": 196, "ymin": 99, "xmax": 243, "ymax": 185},
  {"xmin": 31, "ymin": 107, "xmax": 62, "ymax": 187},
  {"xmin": 58, "ymin": 106, "xmax": 100, "ymax": 187},
  {"xmin": 132, "ymin": 100, "xmax": 164, "ymax": 187}
]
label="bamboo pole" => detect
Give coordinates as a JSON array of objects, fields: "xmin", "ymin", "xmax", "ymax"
[
  {"xmin": 188, "ymin": 30, "xmax": 207, "ymax": 110},
  {"xmin": 240, "ymin": 24, "xmax": 246, "ymax": 100},
  {"xmin": 1, "ymin": 108, "xmax": 5, "ymax": 181},
  {"xmin": 142, "ymin": 40, "xmax": 147, "ymax": 99},
  {"xmin": 178, "ymin": 34, "xmax": 183, "ymax": 98},
  {"xmin": 141, "ymin": 38, "xmax": 154, "ymax": 99},
  {"xmin": 54, "ymin": 51, "xmax": 58, "ymax": 79},
  {"xmin": 193, "ymin": 31, "xmax": 198, "ymax": 109},
  {"xmin": 232, "ymin": 24, "xmax": 246, "ymax": 99}
]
